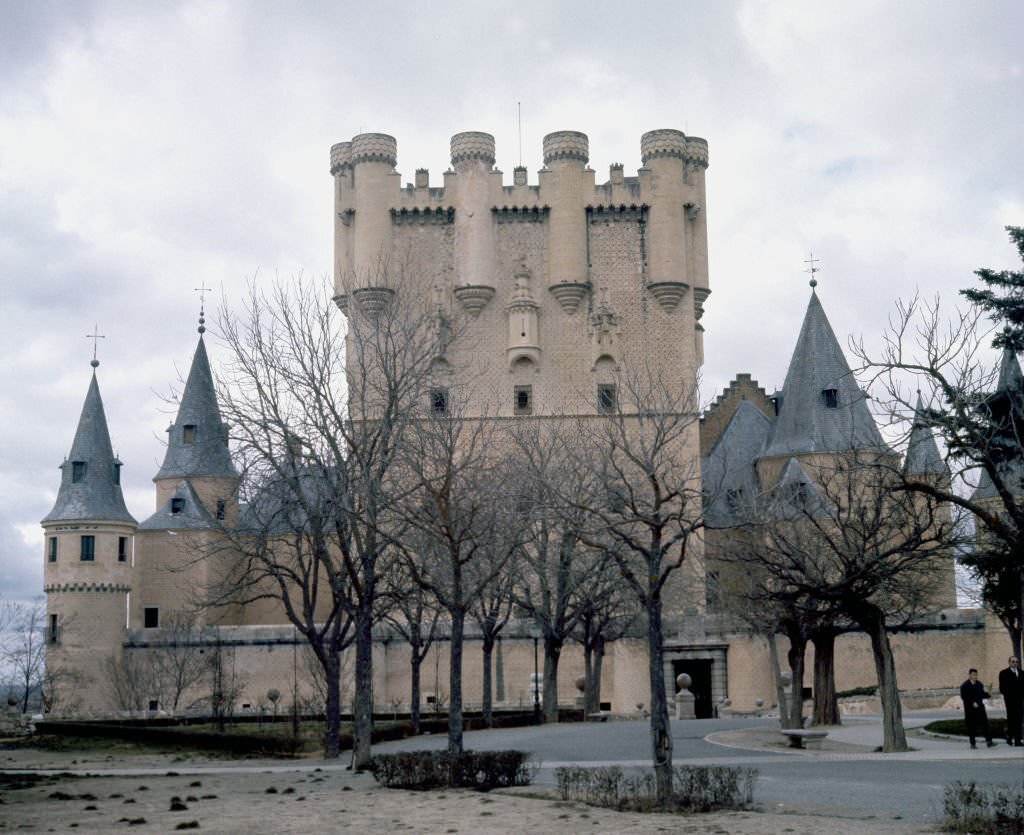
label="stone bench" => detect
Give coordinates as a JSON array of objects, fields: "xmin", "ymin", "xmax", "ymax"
[{"xmin": 781, "ymin": 728, "xmax": 829, "ymax": 749}]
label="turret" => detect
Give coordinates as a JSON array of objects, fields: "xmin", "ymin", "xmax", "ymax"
[
  {"xmin": 541, "ymin": 131, "xmax": 590, "ymax": 299},
  {"xmin": 41, "ymin": 358, "xmax": 136, "ymax": 714},
  {"xmin": 451, "ymin": 132, "xmax": 498, "ymax": 293},
  {"xmin": 329, "ymin": 141, "xmax": 353, "ymax": 305},
  {"xmin": 350, "ymin": 133, "xmax": 399, "ymax": 305},
  {"xmin": 153, "ymin": 317, "xmax": 237, "ymax": 517}
]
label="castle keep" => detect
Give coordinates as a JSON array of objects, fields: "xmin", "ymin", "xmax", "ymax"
[{"xmin": 40, "ymin": 128, "xmax": 997, "ymax": 719}]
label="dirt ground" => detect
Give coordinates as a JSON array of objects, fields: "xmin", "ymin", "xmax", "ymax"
[{"xmin": 0, "ymin": 740, "xmax": 942, "ymax": 834}]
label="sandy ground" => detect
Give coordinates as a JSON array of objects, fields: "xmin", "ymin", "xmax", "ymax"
[{"xmin": 0, "ymin": 741, "xmax": 942, "ymax": 834}]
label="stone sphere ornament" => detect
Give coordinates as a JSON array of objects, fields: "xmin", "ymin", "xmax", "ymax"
[
  {"xmin": 676, "ymin": 673, "xmax": 692, "ymax": 692},
  {"xmin": 574, "ymin": 675, "xmax": 586, "ymax": 694}
]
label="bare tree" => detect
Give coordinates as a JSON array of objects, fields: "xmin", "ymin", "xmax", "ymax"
[
  {"xmin": 468, "ymin": 541, "xmax": 517, "ymax": 727},
  {"xmin": 214, "ymin": 268, "xmax": 444, "ymax": 764},
  {"xmin": 398, "ymin": 398, "xmax": 521, "ymax": 755},
  {"xmin": 573, "ymin": 363, "xmax": 705, "ymax": 805},
  {"xmin": 731, "ymin": 452, "xmax": 957, "ymax": 751},
  {"xmin": 1, "ymin": 599, "xmax": 46, "ymax": 714}
]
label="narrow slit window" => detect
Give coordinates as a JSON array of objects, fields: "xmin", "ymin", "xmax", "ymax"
[
  {"xmin": 48, "ymin": 536, "xmax": 57, "ymax": 563},
  {"xmin": 144, "ymin": 606, "xmax": 160, "ymax": 628},
  {"xmin": 49, "ymin": 613, "xmax": 59, "ymax": 644},
  {"xmin": 216, "ymin": 499, "xmax": 226, "ymax": 521},
  {"xmin": 514, "ymin": 385, "xmax": 532, "ymax": 416},
  {"xmin": 118, "ymin": 536, "xmax": 128, "ymax": 563},
  {"xmin": 597, "ymin": 384, "xmax": 617, "ymax": 414}
]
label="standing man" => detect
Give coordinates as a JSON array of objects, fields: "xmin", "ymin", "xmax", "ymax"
[
  {"xmin": 961, "ymin": 668, "xmax": 995, "ymax": 749},
  {"xmin": 998, "ymin": 656, "xmax": 1023, "ymax": 746}
]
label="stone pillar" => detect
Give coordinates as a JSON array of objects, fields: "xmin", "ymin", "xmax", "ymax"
[
  {"xmin": 450, "ymin": 131, "xmax": 497, "ymax": 289},
  {"xmin": 675, "ymin": 674, "xmax": 696, "ymax": 720},
  {"xmin": 350, "ymin": 133, "xmax": 398, "ymax": 289},
  {"xmin": 541, "ymin": 131, "xmax": 589, "ymax": 290}
]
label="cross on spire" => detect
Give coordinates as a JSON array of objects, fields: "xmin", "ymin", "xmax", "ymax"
[
  {"xmin": 804, "ymin": 251, "xmax": 821, "ymax": 289},
  {"xmin": 86, "ymin": 324, "xmax": 105, "ymax": 368},
  {"xmin": 194, "ymin": 283, "xmax": 211, "ymax": 334}
]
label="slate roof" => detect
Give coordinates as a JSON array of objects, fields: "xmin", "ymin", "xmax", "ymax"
[
  {"xmin": 762, "ymin": 290, "xmax": 888, "ymax": 459},
  {"xmin": 42, "ymin": 372, "xmax": 137, "ymax": 525},
  {"xmin": 703, "ymin": 400, "xmax": 772, "ymax": 527},
  {"xmin": 972, "ymin": 347, "xmax": 1024, "ymax": 501},
  {"xmin": 903, "ymin": 395, "xmax": 948, "ymax": 477},
  {"xmin": 155, "ymin": 336, "xmax": 237, "ymax": 482},
  {"xmin": 139, "ymin": 479, "xmax": 217, "ymax": 530}
]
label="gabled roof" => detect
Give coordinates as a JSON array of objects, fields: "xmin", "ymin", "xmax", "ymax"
[
  {"xmin": 767, "ymin": 456, "xmax": 823, "ymax": 519},
  {"xmin": 903, "ymin": 394, "xmax": 948, "ymax": 477},
  {"xmin": 155, "ymin": 336, "xmax": 237, "ymax": 482},
  {"xmin": 139, "ymin": 479, "xmax": 217, "ymax": 530},
  {"xmin": 42, "ymin": 372, "xmax": 137, "ymax": 525},
  {"xmin": 762, "ymin": 289, "xmax": 887, "ymax": 459},
  {"xmin": 703, "ymin": 400, "xmax": 772, "ymax": 527}
]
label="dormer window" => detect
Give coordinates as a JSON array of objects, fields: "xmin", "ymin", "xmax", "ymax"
[
  {"xmin": 171, "ymin": 497, "xmax": 185, "ymax": 515},
  {"xmin": 183, "ymin": 424, "xmax": 196, "ymax": 444},
  {"xmin": 823, "ymin": 388, "xmax": 839, "ymax": 409},
  {"xmin": 72, "ymin": 461, "xmax": 87, "ymax": 483}
]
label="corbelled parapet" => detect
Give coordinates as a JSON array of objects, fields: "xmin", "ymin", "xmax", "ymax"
[
  {"xmin": 450, "ymin": 132, "xmax": 496, "ymax": 167},
  {"xmin": 543, "ymin": 130, "xmax": 589, "ymax": 166},
  {"xmin": 350, "ymin": 132, "xmax": 398, "ymax": 167},
  {"xmin": 641, "ymin": 129, "xmax": 709, "ymax": 169},
  {"xmin": 329, "ymin": 141, "xmax": 352, "ymax": 175}
]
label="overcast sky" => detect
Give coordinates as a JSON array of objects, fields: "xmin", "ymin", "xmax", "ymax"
[{"xmin": 1, "ymin": 1, "xmax": 1021, "ymax": 601}]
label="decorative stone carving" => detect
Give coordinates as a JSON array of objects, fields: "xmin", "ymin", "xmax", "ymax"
[
  {"xmin": 507, "ymin": 263, "xmax": 540, "ymax": 367},
  {"xmin": 589, "ymin": 289, "xmax": 620, "ymax": 356},
  {"xmin": 549, "ymin": 281, "xmax": 590, "ymax": 314},
  {"xmin": 329, "ymin": 142, "xmax": 352, "ymax": 175},
  {"xmin": 350, "ymin": 133, "xmax": 397, "ymax": 167},
  {"xmin": 351, "ymin": 286, "xmax": 394, "ymax": 319},
  {"xmin": 542, "ymin": 131, "xmax": 589, "ymax": 165},
  {"xmin": 647, "ymin": 280, "xmax": 690, "ymax": 312},
  {"xmin": 454, "ymin": 284, "xmax": 495, "ymax": 315},
  {"xmin": 693, "ymin": 287, "xmax": 711, "ymax": 320},
  {"xmin": 450, "ymin": 132, "xmax": 496, "ymax": 166}
]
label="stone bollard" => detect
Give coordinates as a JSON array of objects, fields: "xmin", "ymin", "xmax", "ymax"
[{"xmin": 675, "ymin": 673, "xmax": 696, "ymax": 720}]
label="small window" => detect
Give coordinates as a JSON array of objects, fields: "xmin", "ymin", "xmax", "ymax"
[
  {"xmin": 216, "ymin": 499, "xmax": 226, "ymax": 521},
  {"xmin": 48, "ymin": 537, "xmax": 57, "ymax": 563},
  {"xmin": 823, "ymin": 388, "xmax": 838, "ymax": 409},
  {"xmin": 770, "ymin": 395, "xmax": 781, "ymax": 416},
  {"xmin": 144, "ymin": 607, "xmax": 160, "ymax": 628},
  {"xmin": 148, "ymin": 699, "xmax": 159, "ymax": 712},
  {"xmin": 514, "ymin": 385, "xmax": 533, "ymax": 416},
  {"xmin": 170, "ymin": 497, "xmax": 185, "ymax": 514},
  {"xmin": 597, "ymin": 384, "xmax": 617, "ymax": 414},
  {"xmin": 80, "ymin": 535, "xmax": 95, "ymax": 562},
  {"xmin": 430, "ymin": 388, "xmax": 448, "ymax": 416},
  {"xmin": 182, "ymin": 424, "xmax": 196, "ymax": 444},
  {"xmin": 114, "ymin": 461, "xmax": 122, "ymax": 485},
  {"xmin": 49, "ymin": 613, "xmax": 59, "ymax": 644},
  {"xmin": 118, "ymin": 536, "xmax": 128, "ymax": 563},
  {"xmin": 72, "ymin": 461, "xmax": 87, "ymax": 483}
]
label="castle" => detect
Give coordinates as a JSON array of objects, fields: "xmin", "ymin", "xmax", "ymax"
[{"xmin": 41, "ymin": 129, "xmax": 1008, "ymax": 719}]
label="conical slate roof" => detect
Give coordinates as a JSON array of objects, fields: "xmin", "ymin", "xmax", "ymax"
[
  {"xmin": 972, "ymin": 347, "xmax": 1024, "ymax": 501},
  {"xmin": 155, "ymin": 336, "xmax": 237, "ymax": 482},
  {"xmin": 903, "ymin": 395, "xmax": 948, "ymax": 477},
  {"xmin": 42, "ymin": 372, "xmax": 137, "ymax": 525},
  {"xmin": 762, "ymin": 290, "xmax": 887, "ymax": 459}
]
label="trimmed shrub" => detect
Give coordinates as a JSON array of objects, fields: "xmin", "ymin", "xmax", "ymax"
[
  {"xmin": 944, "ymin": 780, "xmax": 1024, "ymax": 834},
  {"xmin": 555, "ymin": 764, "xmax": 757, "ymax": 813},
  {"xmin": 368, "ymin": 749, "xmax": 533, "ymax": 791}
]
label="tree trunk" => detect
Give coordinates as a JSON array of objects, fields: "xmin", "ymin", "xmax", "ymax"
[
  {"xmin": 863, "ymin": 611, "xmax": 908, "ymax": 752},
  {"xmin": 784, "ymin": 626, "xmax": 807, "ymax": 730},
  {"xmin": 481, "ymin": 635, "xmax": 494, "ymax": 728},
  {"xmin": 768, "ymin": 633, "xmax": 788, "ymax": 722},
  {"xmin": 811, "ymin": 630, "xmax": 840, "ymax": 726},
  {"xmin": 646, "ymin": 593, "xmax": 673, "ymax": 806},
  {"xmin": 590, "ymin": 636, "xmax": 606, "ymax": 714},
  {"xmin": 542, "ymin": 636, "xmax": 562, "ymax": 723},
  {"xmin": 323, "ymin": 650, "xmax": 341, "ymax": 759},
  {"xmin": 1007, "ymin": 623, "xmax": 1023, "ymax": 666},
  {"xmin": 410, "ymin": 646, "xmax": 422, "ymax": 735},
  {"xmin": 448, "ymin": 609, "xmax": 465, "ymax": 755},
  {"xmin": 351, "ymin": 605, "xmax": 374, "ymax": 769}
]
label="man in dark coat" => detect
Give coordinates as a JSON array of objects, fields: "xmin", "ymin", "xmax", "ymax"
[
  {"xmin": 961, "ymin": 668, "xmax": 995, "ymax": 749},
  {"xmin": 998, "ymin": 656, "xmax": 1023, "ymax": 746}
]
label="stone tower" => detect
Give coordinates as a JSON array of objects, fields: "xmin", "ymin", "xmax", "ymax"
[
  {"xmin": 329, "ymin": 129, "xmax": 711, "ymax": 419},
  {"xmin": 41, "ymin": 360, "xmax": 137, "ymax": 713}
]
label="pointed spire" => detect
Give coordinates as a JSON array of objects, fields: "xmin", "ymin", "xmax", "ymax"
[
  {"xmin": 154, "ymin": 335, "xmax": 237, "ymax": 482},
  {"xmin": 762, "ymin": 289, "xmax": 888, "ymax": 458},
  {"xmin": 903, "ymin": 393, "xmax": 948, "ymax": 477},
  {"xmin": 42, "ymin": 370, "xmax": 137, "ymax": 524},
  {"xmin": 996, "ymin": 345, "xmax": 1024, "ymax": 393},
  {"xmin": 972, "ymin": 347, "xmax": 1024, "ymax": 500}
]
